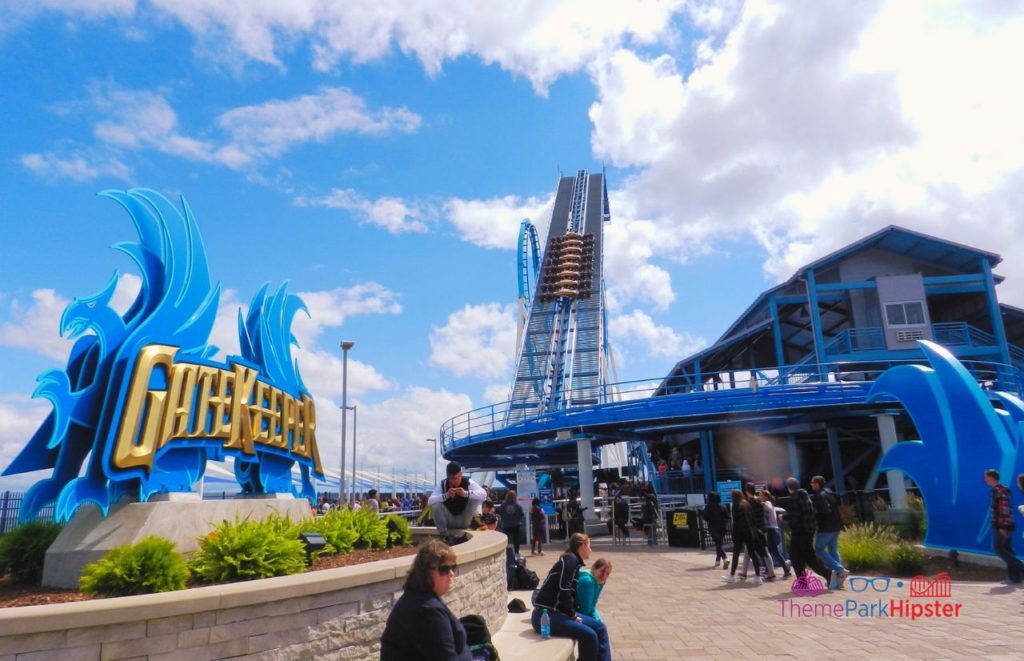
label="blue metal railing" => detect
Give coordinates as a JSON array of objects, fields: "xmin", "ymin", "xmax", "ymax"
[{"xmin": 440, "ymin": 358, "xmax": 1024, "ymax": 453}]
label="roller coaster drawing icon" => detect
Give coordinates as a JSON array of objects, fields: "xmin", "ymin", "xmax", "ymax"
[{"xmin": 909, "ymin": 572, "xmax": 952, "ymax": 598}]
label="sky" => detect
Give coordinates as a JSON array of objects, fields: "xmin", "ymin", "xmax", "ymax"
[{"xmin": 2, "ymin": 0, "xmax": 1024, "ymax": 493}]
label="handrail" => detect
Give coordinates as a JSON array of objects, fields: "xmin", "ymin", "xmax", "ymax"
[{"xmin": 439, "ymin": 358, "xmax": 1024, "ymax": 453}]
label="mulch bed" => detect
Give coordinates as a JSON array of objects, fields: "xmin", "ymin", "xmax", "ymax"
[{"xmin": 0, "ymin": 544, "xmax": 419, "ymax": 609}]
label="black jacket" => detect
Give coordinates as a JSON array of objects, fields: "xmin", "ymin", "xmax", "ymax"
[
  {"xmin": 700, "ymin": 503, "xmax": 727, "ymax": 532},
  {"xmin": 747, "ymin": 495, "xmax": 766, "ymax": 531},
  {"xmin": 380, "ymin": 588, "xmax": 473, "ymax": 661},
  {"xmin": 813, "ymin": 488, "xmax": 843, "ymax": 533},
  {"xmin": 532, "ymin": 550, "xmax": 584, "ymax": 617},
  {"xmin": 786, "ymin": 489, "xmax": 818, "ymax": 535}
]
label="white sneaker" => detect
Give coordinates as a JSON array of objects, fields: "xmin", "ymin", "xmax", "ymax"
[
  {"xmin": 722, "ymin": 575, "xmax": 736, "ymax": 583},
  {"xmin": 835, "ymin": 570, "xmax": 850, "ymax": 589},
  {"xmin": 750, "ymin": 577, "xmax": 764, "ymax": 586}
]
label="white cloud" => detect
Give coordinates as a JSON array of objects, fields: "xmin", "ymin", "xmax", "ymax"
[
  {"xmin": 0, "ymin": 289, "xmax": 71, "ymax": 360},
  {"xmin": 330, "ymin": 386, "xmax": 474, "ymax": 482},
  {"xmin": 294, "ymin": 189, "xmax": 429, "ymax": 234},
  {"xmin": 588, "ymin": 48, "xmax": 685, "ymax": 168},
  {"xmin": 483, "ymin": 383, "xmax": 510, "ymax": 404},
  {"xmin": 0, "ymin": 274, "xmax": 138, "ymax": 361},
  {"xmin": 609, "ymin": 309, "xmax": 706, "ymax": 360},
  {"xmin": 216, "ymin": 87, "xmax": 421, "ymax": 167},
  {"xmin": 293, "ymin": 283, "xmax": 403, "ymax": 347},
  {"xmin": 24, "ymin": 83, "xmax": 422, "ymax": 180},
  {"xmin": 19, "ymin": 150, "xmax": 131, "ymax": 182},
  {"xmin": 585, "ymin": 0, "xmax": 1024, "ymax": 308},
  {"xmin": 0, "ymin": 398, "xmax": 52, "ymax": 490},
  {"xmin": 93, "ymin": 0, "xmax": 684, "ymax": 93},
  {"xmin": 8, "ymin": 1, "xmax": 685, "ymax": 92},
  {"xmin": 429, "ymin": 302, "xmax": 517, "ymax": 379},
  {"xmin": 444, "ymin": 195, "xmax": 553, "ymax": 250}
]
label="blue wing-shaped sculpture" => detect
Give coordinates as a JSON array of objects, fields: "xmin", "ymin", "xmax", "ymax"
[
  {"xmin": 869, "ymin": 340, "xmax": 1017, "ymax": 554},
  {"xmin": 236, "ymin": 282, "xmax": 319, "ymax": 503}
]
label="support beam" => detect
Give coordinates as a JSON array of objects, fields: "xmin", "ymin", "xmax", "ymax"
[
  {"xmin": 876, "ymin": 415, "xmax": 907, "ymax": 509},
  {"xmin": 787, "ymin": 435, "xmax": 800, "ymax": 478},
  {"xmin": 770, "ymin": 295, "xmax": 785, "ymax": 368},
  {"xmin": 826, "ymin": 426, "xmax": 845, "ymax": 494},
  {"xmin": 576, "ymin": 436, "xmax": 598, "ymax": 522},
  {"xmin": 981, "ymin": 258, "xmax": 1011, "ymax": 367},
  {"xmin": 700, "ymin": 430, "xmax": 716, "ymax": 488},
  {"xmin": 806, "ymin": 269, "xmax": 827, "ymax": 377}
]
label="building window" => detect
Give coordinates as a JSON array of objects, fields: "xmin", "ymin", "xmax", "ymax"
[{"xmin": 884, "ymin": 301, "xmax": 926, "ymax": 327}]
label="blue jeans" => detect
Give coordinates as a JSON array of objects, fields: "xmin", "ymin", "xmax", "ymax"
[
  {"xmin": 767, "ymin": 527, "xmax": 789, "ymax": 568},
  {"xmin": 814, "ymin": 531, "xmax": 845, "ymax": 573},
  {"xmin": 532, "ymin": 609, "xmax": 610, "ymax": 661},
  {"xmin": 994, "ymin": 530, "xmax": 1024, "ymax": 583},
  {"xmin": 710, "ymin": 529, "xmax": 726, "ymax": 561}
]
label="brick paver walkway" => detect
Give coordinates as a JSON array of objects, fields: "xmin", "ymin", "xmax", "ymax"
[{"xmin": 557, "ymin": 538, "xmax": 1024, "ymax": 660}]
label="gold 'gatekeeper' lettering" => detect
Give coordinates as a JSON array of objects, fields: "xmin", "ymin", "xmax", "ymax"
[{"xmin": 112, "ymin": 344, "xmax": 321, "ymax": 476}]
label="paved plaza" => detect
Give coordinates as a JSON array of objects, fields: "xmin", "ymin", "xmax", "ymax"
[{"xmin": 556, "ymin": 538, "xmax": 1024, "ymax": 660}]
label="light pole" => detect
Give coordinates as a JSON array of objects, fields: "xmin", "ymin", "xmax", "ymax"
[
  {"xmin": 424, "ymin": 438, "xmax": 438, "ymax": 487},
  {"xmin": 339, "ymin": 340, "xmax": 354, "ymax": 503},
  {"xmin": 347, "ymin": 405, "xmax": 358, "ymax": 503}
]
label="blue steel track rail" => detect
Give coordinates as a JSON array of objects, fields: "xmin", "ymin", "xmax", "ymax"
[{"xmin": 440, "ymin": 359, "xmax": 1024, "ymax": 464}]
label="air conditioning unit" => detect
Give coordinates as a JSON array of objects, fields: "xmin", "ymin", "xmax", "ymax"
[{"xmin": 896, "ymin": 329, "xmax": 925, "ymax": 342}]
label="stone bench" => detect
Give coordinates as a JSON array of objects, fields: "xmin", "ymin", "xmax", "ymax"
[{"xmin": 491, "ymin": 590, "xmax": 575, "ymax": 661}]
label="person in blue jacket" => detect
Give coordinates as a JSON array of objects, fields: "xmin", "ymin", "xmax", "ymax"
[
  {"xmin": 380, "ymin": 539, "xmax": 472, "ymax": 661},
  {"xmin": 576, "ymin": 557, "xmax": 613, "ymax": 622}
]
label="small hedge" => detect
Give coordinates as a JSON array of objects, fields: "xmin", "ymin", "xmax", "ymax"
[
  {"xmin": 0, "ymin": 521, "xmax": 62, "ymax": 585},
  {"xmin": 309, "ymin": 508, "xmax": 360, "ymax": 556},
  {"xmin": 80, "ymin": 536, "xmax": 189, "ymax": 596},
  {"xmin": 190, "ymin": 514, "xmax": 307, "ymax": 582},
  {"xmin": 890, "ymin": 543, "xmax": 927, "ymax": 575},
  {"xmin": 384, "ymin": 513, "xmax": 412, "ymax": 547},
  {"xmin": 351, "ymin": 507, "xmax": 388, "ymax": 549}
]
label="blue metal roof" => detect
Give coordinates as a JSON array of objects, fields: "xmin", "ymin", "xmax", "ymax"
[{"xmin": 669, "ymin": 226, "xmax": 1006, "ymax": 377}]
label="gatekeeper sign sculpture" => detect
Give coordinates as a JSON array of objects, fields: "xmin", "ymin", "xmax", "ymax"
[{"xmin": 3, "ymin": 189, "xmax": 323, "ymax": 524}]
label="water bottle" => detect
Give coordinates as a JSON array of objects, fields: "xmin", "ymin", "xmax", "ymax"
[{"xmin": 540, "ymin": 609, "xmax": 551, "ymax": 640}]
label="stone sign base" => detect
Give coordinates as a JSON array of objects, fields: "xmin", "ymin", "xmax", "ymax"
[{"xmin": 42, "ymin": 495, "xmax": 314, "ymax": 588}]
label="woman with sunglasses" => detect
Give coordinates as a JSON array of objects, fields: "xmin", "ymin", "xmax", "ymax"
[
  {"xmin": 381, "ymin": 539, "xmax": 473, "ymax": 660},
  {"xmin": 531, "ymin": 533, "xmax": 611, "ymax": 661}
]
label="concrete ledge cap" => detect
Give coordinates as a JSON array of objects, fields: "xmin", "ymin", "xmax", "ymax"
[{"xmin": 0, "ymin": 528, "xmax": 505, "ymax": 636}]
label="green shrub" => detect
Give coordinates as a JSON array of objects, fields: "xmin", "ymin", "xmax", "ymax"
[
  {"xmin": 190, "ymin": 514, "xmax": 308, "ymax": 582},
  {"xmin": 79, "ymin": 536, "xmax": 188, "ymax": 596},
  {"xmin": 889, "ymin": 544, "xmax": 927, "ymax": 575},
  {"xmin": 838, "ymin": 523, "xmax": 900, "ymax": 571},
  {"xmin": 0, "ymin": 521, "xmax": 62, "ymax": 585},
  {"xmin": 384, "ymin": 514, "xmax": 412, "ymax": 547},
  {"xmin": 843, "ymin": 522, "xmax": 900, "ymax": 544},
  {"xmin": 351, "ymin": 507, "xmax": 388, "ymax": 549},
  {"xmin": 309, "ymin": 508, "xmax": 360, "ymax": 556}
]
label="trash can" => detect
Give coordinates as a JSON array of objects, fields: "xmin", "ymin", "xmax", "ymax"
[{"xmin": 666, "ymin": 508, "xmax": 700, "ymax": 547}]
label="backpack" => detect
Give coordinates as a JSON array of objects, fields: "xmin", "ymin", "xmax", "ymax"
[
  {"xmin": 513, "ymin": 559, "xmax": 540, "ymax": 590},
  {"xmin": 459, "ymin": 614, "xmax": 501, "ymax": 661}
]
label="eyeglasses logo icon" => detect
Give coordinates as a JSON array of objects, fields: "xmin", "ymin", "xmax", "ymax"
[{"xmin": 848, "ymin": 576, "xmax": 904, "ymax": 593}]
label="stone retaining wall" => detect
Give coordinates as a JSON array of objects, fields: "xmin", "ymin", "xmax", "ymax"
[{"xmin": 0, "ymin": 529, "xmax": 508, "ymax": 661}]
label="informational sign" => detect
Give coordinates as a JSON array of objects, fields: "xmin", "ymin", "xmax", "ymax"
[
  {"xmin": 717, "ymin": 480, "xmax": 742, "ymax": 503},
  {"xmin": 2, "ymin": 190, "xmax": 323, "ymax": 524},
  {"xmin": 539, "ymin": 488, "xmax": 555, "ymax": 516},
  {"xmin": 516, "ymin": 465, "xmax": 539, "ymax": 543},
  {"xmin": 673, "ymin": 511, "xmax": 688, "ymax": 526}
]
